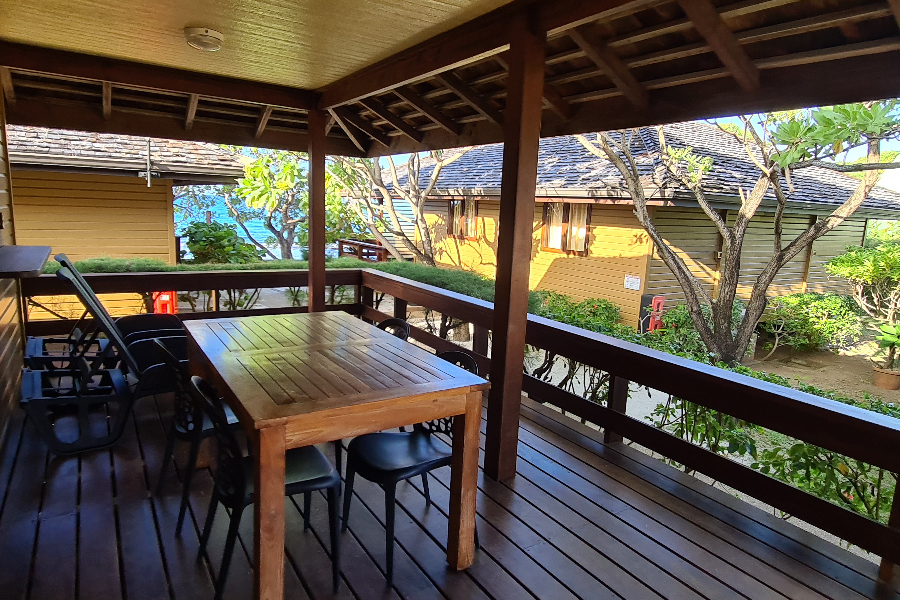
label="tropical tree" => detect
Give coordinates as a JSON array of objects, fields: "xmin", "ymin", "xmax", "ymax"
[{"xmin": 577, "ymin": 101, "xmax": 900, "ymax": 364}]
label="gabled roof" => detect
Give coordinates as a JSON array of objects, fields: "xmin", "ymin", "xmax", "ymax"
[
  {"xmin": 7, "ymin": 126, "xmax": 247, "ymax": 184},
  {"xmin": 399, "ymin": 121, "xmax": 900, "ymax": 215}
]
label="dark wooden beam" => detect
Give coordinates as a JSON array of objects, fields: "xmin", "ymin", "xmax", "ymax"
[
  {"xmin": 101, "ymin": 82, "xmax": 112, "ymax": 120},
  {"xmin": 569, "ymin": 26, "xmax": 648, "ymax": 109},
  {"xmin": 434, "ymin": 72, "xmax": 504, "ymax": 126},
  {"xmin": 332, "ymin": 106, "xmax": 390, "ymax": 147},
  {"xmin": 327, "ymin": 108, "xmax": 367, "ymax": 153},
  {"xmin": 485, "ymin": 10, "xmax": 546, "ymax": 482},
  {"xmin": 255, "ymin": 105, "xmax": 273, "ymax": 139},
  {"xmin": 676, "ymin": 0, "xmax": 760, "ymax": 92},
  {"xmin": 890, "ymin": 0, "xmax": 900, "ymax": 28},
  {"xmin": 184, "ymin": 93, "xmax": 199, "ymax": 132},
  {"xmin": 496, "ymin": 54, "xmax": 572, "ymax": 120},
  {"xmin": 318, "ymin": 0, "xmax": 651, "ymax": 108},
  {"xmin": 393, "ymin": 85, "xmax": 463, "ymax": 135},
  {"xmin": 5, "ymin": 96, "xmax": 365, "ymax": 157},
  {"xmin": 359, "ymin": 97, "xmax": 424, "ymax": 143},
  {"xmin": 0, "ymin": 67, "xmax": 15, "ymax": 105},
  {"xmin": 325, "ymin": 115, "xmax": 336, "ymax": 136},
  {"xmin": 308, "ymin": 108, "xmax": 327, "ymax": 312},
  {"xmin": 0, "ymin": 41, "xmax": 318, "ymax": 111}
]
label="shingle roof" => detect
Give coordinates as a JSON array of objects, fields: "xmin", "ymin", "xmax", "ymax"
[
  {"xmin": 398, "ymin": 121, "xmax": 900, "ymax": 214},
  {"xmin": 7, "ymin": 126, "xmax": 247, "ymax": 180}
]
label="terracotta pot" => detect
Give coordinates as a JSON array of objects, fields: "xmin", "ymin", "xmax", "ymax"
[{"xmin": 872, "ymin": 367, "xmax": 900, "ymax": 390}]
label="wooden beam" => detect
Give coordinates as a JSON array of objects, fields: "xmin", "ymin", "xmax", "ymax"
[
  {"xmin": 393, "ymin": 85, "xmax": 463, "ymax": 135},
  {"xmin": 496, "ymin": 54, "xmax": 572, "ymax": 120},
  {"xmin": 101, "ymin": 81, "xmax": 112, "ymax": 119},
  {"xmin": 890, "ymin": 0, "xmax": 900, "ymax": 29},
  {"xmin": 255, "ymin": 105, "xmax": 274, "ymax": 139},
  {"xmin": 359, "ymin": 97, "xmax": 424, "ymax": 143},
  {"xmin": 485, "ymin": 10, "xmax": 546, "ymax": 482},
  {"xmin": 569, "ymin": 26, "xmax": 648, "ymax": 109},
  {"xmin": 677, "ymin": 0, "xmax": 760, "ymax": 92},
  {"xmin": 184, "ymin": 93, "xmax": 199, "ymax": 132},
  {"xmin": 434, "ymin": 72, "xmax": 504, "ymax": 126},
  {"xmin": 325, "ymin": 115, "xmax": 336, "ymax": 136},
  {"xmin": 327, "ymin": 108, "xmax": 367, "ymax": 153},
  {"xmin": 332, "ymin": 106, "xmax": 390, "ymax": 147},
  {"xmin": 0, "ymin": 67, "xmax": 16, "ymax": 105},
  {"xmin": 308, "ymin": 108, "xmax": 327, "ymax": 313},
  {"xmin": 0, "ymin": 41, "xmax": 318, "ymax": 111}
]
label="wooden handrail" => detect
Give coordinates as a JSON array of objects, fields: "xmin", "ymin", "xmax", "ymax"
[{"xmin": 337, "ymin": 239, "xmax": 388, "ymax": 262}]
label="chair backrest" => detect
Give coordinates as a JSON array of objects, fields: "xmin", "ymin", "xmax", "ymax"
[
  {"xmin": 190, "ymin": 376, "xmax": 248, "ymax": 501},
  {"xmin": 377, "ymin": 317, "xmax": 410, "ymax": 340},
  {"xmin": 148, "ymin": 337, "xmax": 200, "ymax": 434},
  {"xmin": 415, "ymin": 350, "xmax": 481, "ymax": 436}
]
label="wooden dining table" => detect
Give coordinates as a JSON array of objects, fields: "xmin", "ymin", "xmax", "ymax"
[{"xmin": 184, "ymin": 310, "xmax": 489, "ymax": 600}]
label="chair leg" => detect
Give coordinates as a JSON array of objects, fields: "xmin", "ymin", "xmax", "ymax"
[
  {"xmin": 303, "ymin": 491, "xmax": 312, "ymax": 531},
  {"xmin": 421, "ymin": 473, "xmax": 430, "ymax": 507},
  {"xmin": 155, "ymin": 422, "xmax": 176, "ymax": 495},
  {"xmin": 327, "ymin": 486, "xmax": 341, "ymax": 593},
  {"xmin": 197, "ymin": 489, "xmax": 219, "ymax": 562},
  {"xmin": 333, "ymin": 440, "xmax": 343, "ymax": 495},
  {"xmin": 384, "ymin": 482, "xmax": 396, "ymax": 587},
  {"xmin": 215, "ymin": 506, "xmax": 243, "ymax": 600},
  {"xmin": 475, "ymin": 523, "xmax": 480, "ymax": 549},
  {"xmin": 341, "ymin": 463, "xmax": 355, "ymax": 532},
  {"xmin": 176, "ymin": 433, "xmax": 203, "ymax": 535}
]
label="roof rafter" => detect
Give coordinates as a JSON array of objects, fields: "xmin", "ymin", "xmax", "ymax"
[
  {"xmin": 255, "ymin": 105, "xmax": 274, "ymax": 139},
  {"xmin": 889, "ymin": 0, "xmax": 900, "ymax": 28},
  {"xmin": 332, "ymin": 106, "xmax": 391, "ymax": 147},
  {"xmin": 676, "ymin": 0, "xmax": 760, "ymax": 92},
  {"xmin": 494, "ymin": 54, "xmax": 573, "ymax": 120},
  {"xmin": 101, "ymin": 81, "xmax": 112, "ymax": 120},
  {"xmin": 393, "ymin": 86, "xmax": 463, "ymax": 135},
  {"xmin": 359, "ymin": 97, "xmax": 424, "ymax": 143},
  {"xmin": 328, "ymin": 107, "xmax": 372, "ymax": 152},
  {"xmin": 569, "ymin": 26, "xmax": 648, "ymax": 109},
  {"xmin": 434, "ymin": 72, "xmax": 504, "ymax": 126},
  {"xmin": 0, "ymin": 67, "xmax": 15, "ymax": 105},
  {"xmin": 185, "ymin": 94, "xmax": 199, "ymax": 132}
]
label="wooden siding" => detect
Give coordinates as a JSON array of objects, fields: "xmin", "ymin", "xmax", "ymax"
[
  {"xmin": 807, "ymin": 218, "xmax": 866, "ymax": 294},
  {"xmin": 0, "ymin": 99, "xmax": 24, "ymax": 445},
  {"xmin": 426, "ymin": 198, "xmax": 500, "ymax": 278}
]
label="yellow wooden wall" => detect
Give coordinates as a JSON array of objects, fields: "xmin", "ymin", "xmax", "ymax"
[{"xmin": 0, "ymin": 99, "xmax": 24, "ymax": 441}]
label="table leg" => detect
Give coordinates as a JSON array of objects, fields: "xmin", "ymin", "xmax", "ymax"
[
  {"xmin": 254, "ymin": 425, "xmax": 286, "ymax": 600},
  {"xmin": 447, "ymin": 391, "xmax": 482, "ymax": 569}
]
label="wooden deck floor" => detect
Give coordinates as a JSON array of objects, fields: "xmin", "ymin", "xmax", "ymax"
[{"xmin": 0, "ymin": 393, "xmax": 897, "ymax": 600}]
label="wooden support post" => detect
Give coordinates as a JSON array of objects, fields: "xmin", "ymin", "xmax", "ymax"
[
  {"xmin": 484, "ymin": 10, "xmax": 545, "ymax": 482},
  {"xmin": 361, "ymin": 286, "xmax": 374, "ymax": 323},
  {"xmin": 394, "ymin": 298, "xmax": 408, "ymax": 320},
  {"xmin": 210, "ymin": 289, "xmax": 220, "ymax": 311},
  {"xmin": 473, "ymin": 325, "xmax": 489, "ymax": 360},
  {"xmin": 604, "ymin": 376, "xmax": 630, "ymax": 443},
  {"xmin": 308, "ymin": 108, "xmax": 327, "ymax": 313},
  {"xmin": 879, "ymin": 481, "xmax": 900, "ymax": 581}
]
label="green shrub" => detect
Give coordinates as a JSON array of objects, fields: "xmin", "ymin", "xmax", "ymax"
[
  {"xmin": 181, "ymin": 221, "xmax": 265, "ymax": 264},
  {"xmin": 530, "ymin": 292, "xmax": 628, "ymax": 335},
  {"xmin": 757, "ymin": 293, "xmax": 862, "ymax": 358},
  {"xmin": 827, "ymin": 244, "xmax": 900, "ymax": 322}
]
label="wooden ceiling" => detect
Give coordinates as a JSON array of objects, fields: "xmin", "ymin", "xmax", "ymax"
[{"xmin": 1, "ymin": 0, "xmax": 899, "ymax": 158}]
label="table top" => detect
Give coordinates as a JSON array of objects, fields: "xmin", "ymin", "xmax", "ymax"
[{"xmin": 184, "ymin": 311, "xmax": 489, "ymax": 428}]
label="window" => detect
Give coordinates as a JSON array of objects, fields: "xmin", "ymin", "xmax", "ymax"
[
  {"xmin": 542, "ymin": 202, "xmax": 590, "ymax": 254},
  {"xmin": 464, "ymin": 200, "xmax": 477, "ymax": 238},
  {"xmin": 448, "ymin": 200, "xmax": 477, "ymax": 239}
]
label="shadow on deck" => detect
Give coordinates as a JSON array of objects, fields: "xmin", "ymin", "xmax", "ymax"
[{"xmin": 0, "ymin": 393, "xmax": 896, "ymax": 600}]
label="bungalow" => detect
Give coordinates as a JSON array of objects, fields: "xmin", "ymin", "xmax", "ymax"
[{"xmin": 411, "ymin": 121, "xmax": 900, "ymax": 327}]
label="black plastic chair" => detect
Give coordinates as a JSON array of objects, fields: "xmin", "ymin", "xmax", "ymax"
[
  {"xmin": 376, "ymin": 317, "xmax": 410, "ymax": 340},
  {"xmin": 150, "ymin": 338, "xmax": 241, "ymax": 534},
  {"xmin": 191, "ymin": 376, "xmax": 342, "ymax": 599},
  {"xmin": 341, "ymin": 350, "xmax": 480, "ymax": 586}
]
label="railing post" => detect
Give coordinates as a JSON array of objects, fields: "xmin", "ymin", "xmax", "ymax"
[
  {"xmin": 211, "ymin": 289, "xmax": 220, "ymax": 311},
  {"xmin": 361, "ymin": 286, "xmax": 374, "ymax": 323},
  {"xmin": 394, "ymin": 298, "xmax": 408, "ymax": 320},
  {"xmin": 484, "ymin": 9, "xmax": 545, "ymax": 482},
  {"xmin": 604, "ymin": 376, "xmax": 629, "ymax": 443},
  {"xmin": 307, "ymin": 108, "xmax": 327, "ymax": 312},
  {"xmin": 879, "ymin": 482, "xmax": 900, "ymax": 581}
]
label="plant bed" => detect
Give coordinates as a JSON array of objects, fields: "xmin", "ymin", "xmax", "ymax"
[{"xmin": 872, "ymin": 367, "xmax": 900, "ymax": 390}]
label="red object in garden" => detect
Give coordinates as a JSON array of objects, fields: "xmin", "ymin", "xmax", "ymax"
[
  {"xmin": 648, "ymin": 295, "xmax": 665, "ymax": 332},
  {"xmin": 153, "ymin": 291, "xmax": 178, "ymax": 314}
]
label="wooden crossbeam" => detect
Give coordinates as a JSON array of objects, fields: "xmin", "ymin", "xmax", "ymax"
[
  {"xmin": 677, "ymin": 0, "xmax": 760, "ymax": 92},
  {"xmin": 101, "ymin": 82, "xmax": 112, "ymax": 119},
  {"xmin": 332, "ymin": 106, "xmax": 391, "ymax": 147},
  {"xmin": 185, "ymin": 93, "xmax": 199, "ymax": 132},
  {"xmin": 889, "ymin": 0, "xmax": 900, "ymax": 29},
  {"xmin": 327, "ymin": 108, "xmax": 368, "ymax": 153},
  {"xmin": 325, "ymin": 115, "xmax": 336, "ymax": 136},
  {"xmin": 495, "ymin": 54, "xmax": 572, "ymax": 120},
  {"xmin": 434, "ymin": 72, "xmax": 504, "ymax": 126},
  {"xmin": 255, "ymin": 105, "xmax": 274, "ymax": 139},
  {"xmin": 393, "ymin": 86, "xmax": 463, "ymax": 135},
  {"xmin": 359, "ymin": 97, "xmax": 424, "ymax": 142},
  {"xmin": 0, "ymin": 67, "xmax": 15, "ymax": 105},
  {"xmin": 569, "ymin": 26, "xmax": 648, "ymax": 109}
]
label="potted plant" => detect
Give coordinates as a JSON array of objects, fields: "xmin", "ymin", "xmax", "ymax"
[{"xmin": 874, "ymin": 323, "xmax": 900, "ymax": 390}]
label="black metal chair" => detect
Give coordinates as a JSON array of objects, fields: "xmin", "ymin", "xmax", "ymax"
[
  {"xmin": 376, "ymin": 317, "xmax": 410, "ymax": 340},
  {"xmin": 341, "ymin": 350, "xmax": 480, "ymax": 586},
  {"xmin": 191, "ymin": 376, "xmax": 342, "ymax": 599},
  {"xmin": 150, "ymin": 338, "xmax": 241, "ymax": 534}
]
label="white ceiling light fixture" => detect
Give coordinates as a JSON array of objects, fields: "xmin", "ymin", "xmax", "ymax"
[{"xmin": 184, "ymin": 27, "xmax": 224, "ymax": 52}]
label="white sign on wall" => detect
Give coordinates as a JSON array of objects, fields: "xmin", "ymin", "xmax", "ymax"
[{"xmin": 624, "ymin": 274, "xmax": 641, "ymax": 291}]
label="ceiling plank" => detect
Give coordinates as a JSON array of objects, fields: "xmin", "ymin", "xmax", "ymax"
[
  {"xmin": 393, "ymin": 86, "xmax": 463, "ymax": 135},
  {"xmin": 676, "ymin": 0, "xmax": 760, "ymax": 92},
  {"xmin": 434, "ymin": 72, "xmax": 504, "ymax": 126},
  {"xmin": 359, "ymin": 97, "xmax": 424, "ymax": 143},
  {"xmin": 185, "ymin": 93, "xmax": 199, "ymax": 132},
  {"xmin": 332, "ymin": 106, "xmax": 391, "ymax": 147},
  {"xmin": 569, "ymin": 26, "xmax": 648, "ymax": 109},
  {"xmin": 0, "ymin": 41, "xmax": 318, "ymax": 111},
  {"xmin": 101, "ymin": 81, "xmax": 112, "ymax": 120},
  {"xmin": 889, "ymin": 0, "xmax": 900, "ymax": 28},
  {"xmin": 1, "ymin": 67, "xmax": 16, "ymax": 105},
  {"xmin": 318, "ymin": 0, "xmax": 660, "ymax": 108},
  {"xmin": 327, "ymin": 108, "xmax": 368, "ymax": 153},
  {"xmin": 255, "ymin": 105, "xmax": 274, "ymax": 139}
]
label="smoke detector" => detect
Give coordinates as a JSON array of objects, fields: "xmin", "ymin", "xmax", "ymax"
[{"xmin": 184, "ymin": 27, "xmax": 224, "ymax": 52}]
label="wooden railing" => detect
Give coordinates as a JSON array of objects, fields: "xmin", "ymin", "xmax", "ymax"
[
  {"xmin": 20, "ymin": 267, "xmax": 900, "ymax": 571},
  {"xmin": 337, "ymin": 239, "xmax": 388, "ymax": 262}
]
